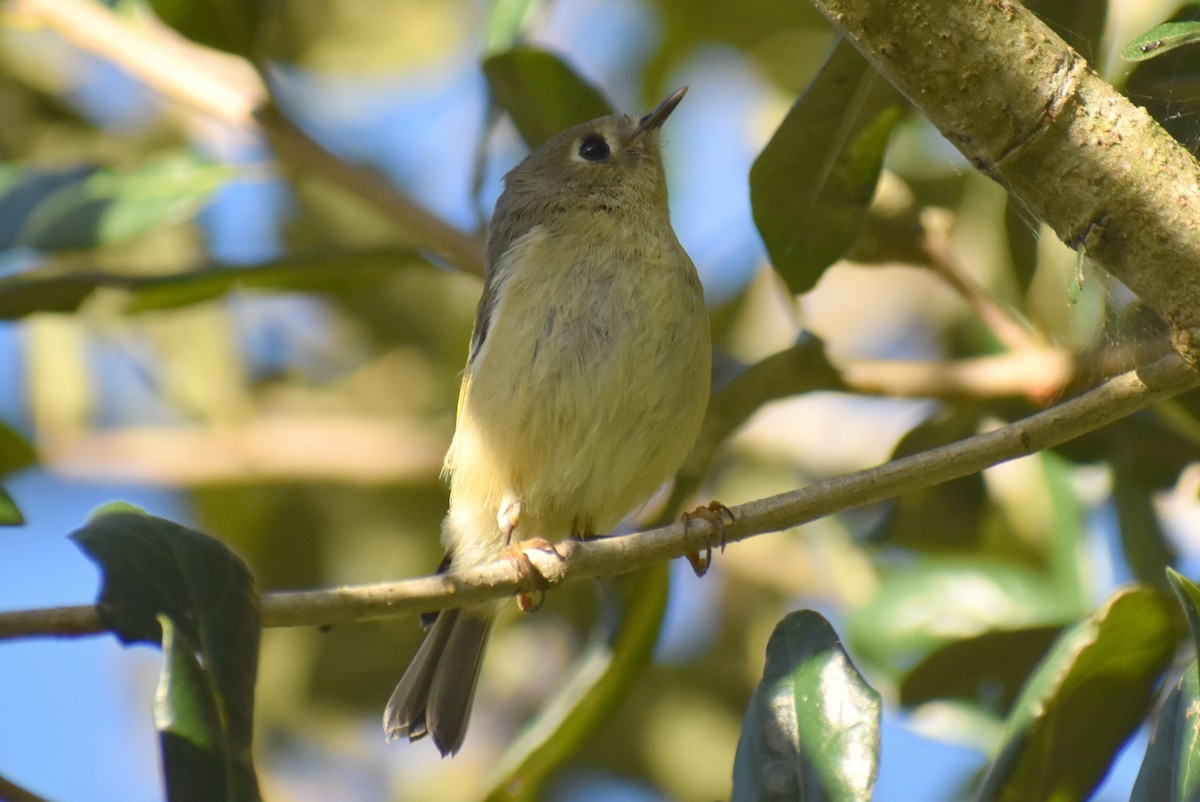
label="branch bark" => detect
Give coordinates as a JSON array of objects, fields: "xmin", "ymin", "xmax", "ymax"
[
  {"xmin": 4, "ymin": 353, "xmax": 1195, "ymax": 641},
  {"xmin": 807, "ymin": 0, "xmax": 1200, "ymax": 361}
]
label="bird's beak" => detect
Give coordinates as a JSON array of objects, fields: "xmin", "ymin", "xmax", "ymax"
[{"xmin": 631, "ymin": 86, "xmax": 688, "ymax": 141}]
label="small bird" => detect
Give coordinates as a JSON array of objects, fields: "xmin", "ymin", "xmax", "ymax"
[{"xmin": 383, "ymin": 87, "xmax": 711, "ymax": 756}]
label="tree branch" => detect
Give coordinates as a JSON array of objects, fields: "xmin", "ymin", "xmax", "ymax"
[
  {"xmin": 807, "ymin": 0, "xmax": 1200, "ymax": 361},
  {"xmin": 4, "ymin": 353, "xmax": 1194, "ymax": 641}
]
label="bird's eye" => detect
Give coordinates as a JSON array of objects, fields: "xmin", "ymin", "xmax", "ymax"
[{"xmin": 578, "ymin": 134, "xmax": 611, "ymax": 162}]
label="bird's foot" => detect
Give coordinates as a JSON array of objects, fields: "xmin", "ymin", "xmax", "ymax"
[
  {"xmin": 681, "ymin": 501, "xmax": 734, "ymax": 577},
  {"xmin": 507, "ymin": 537, "xmax": 567, "ymax": 612}
]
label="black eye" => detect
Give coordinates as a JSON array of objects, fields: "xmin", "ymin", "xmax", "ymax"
[{"xmin": 578, "ymin": 134, "xmax": 610, "ymax": 161}]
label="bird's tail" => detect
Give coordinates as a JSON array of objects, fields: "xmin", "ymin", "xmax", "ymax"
[{"xmin": 383, "ymin": 604, "xmax": 495, "ymax": 756}]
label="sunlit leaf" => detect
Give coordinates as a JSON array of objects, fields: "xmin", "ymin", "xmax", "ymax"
[
  {"xmin": 482, "ymin": 46, "xmax": 613, "ymax": 147},
  {"xmin": 1, "ymin": 152, "xmax": 232, "ymax": 253},
  {"xmin": 0, "ymin": 486, "xmax": 23, "ymax": 526},
  {"xmin": 484, "ymin": 0, "xmax": 548, "ymax": 53},
  {"xmin": 71, "ymin": 509, "xmax": 262, "ymax": 802},
  {"xmin": 976, "ymin": 586, "xmax": 1175, "ymax": 802},
  {"xmin": 731, "ymin": 610, "xmax": 881, "ymax": 802},
  {"xmin": 750, "ymin": 38, "xmax": 904, "ymax": 294}
]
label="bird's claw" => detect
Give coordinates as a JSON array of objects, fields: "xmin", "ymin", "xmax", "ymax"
[
  {"xmin": 681, "ymin": 501, "xmax": 734, "ymax": 577},
  {"xmin": 507, "ymin": 538, "xmax": 566, "ymax": 612}
]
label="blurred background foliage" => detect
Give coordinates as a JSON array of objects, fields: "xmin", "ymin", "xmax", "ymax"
[{"xmin": 4, "ymin": 0, "xmax": 1200, "ymax": 800}]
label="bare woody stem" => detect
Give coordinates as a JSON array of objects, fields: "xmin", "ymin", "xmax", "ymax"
[
  {"xmin": 3, "ymin": 353, "xmax": 1195, "ymax": 641},
  {"xmin": 806, "ymin": 0, "xmax": 1200, "ymax": 362}
]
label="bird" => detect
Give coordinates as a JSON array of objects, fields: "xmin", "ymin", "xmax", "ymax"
[{"xmin": 383, "ymin": 87, "xmax": 711, "ymax": 756}]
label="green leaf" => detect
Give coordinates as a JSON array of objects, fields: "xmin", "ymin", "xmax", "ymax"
[
  {"xmin": 147, "ymin": 0, "xmax": 263, "ymax": 61},
  {"xmin": 0, "ymin": 485, "xmax": 23, "ymax": 526},
  {"xmin": 483, "ymin": 565, "xmax": 669, "ymax": 801},
  {"xmin": 0, "ymin": 423, "xmax": 36, "ymax": 476},
  {"xmin": 1122, "ymin": 21, "xmax": 1200, "ymax": 62},
  {"xmin": 1024, "ymin": 0, "xmax": 1108, "ymax": 65},
  {"xmin": 482, "ymin": 46, "xmax": 613, "ymax": 147},
  {"xmin": 1130, "ymin": 663, "xmax": 1200, "ymax": 802},
  {"xmin": 1123, "ymin": 8, "xmax": 1200, "ymax": 148},
  {"xmin": 1168, "ymin": 568, "xmax": 1200, "ymax": 657},
  {"xmin": 70, "ymin": 509, "xmax": 262, "ymax": 802},
  {"xmin": 0, "ymin": 248, "xmax": 429, "ymax": 319},
  {"xmin": 732, "ymin": 610, "xmax": 881, "ymax": 802},
  {"xmin": 750, "ymin": 38, "xmax": 905, "ymax": 294},
  {"xmin": 900, "ymin": 625, "xmax": 1062, "ymax": 714},
  {"xmin": 1113, "ymin": 458, "xmax": 1176, "ymax": 593},
  {"xmin": 976, "ymin": 586, "xmax": 1175, "ymax": 802},
  {"xmin": 2, "ymin": 152, "xmax": 233, "ymax": 253},
  {"xmin": 0, "ymin": 773, "xmax": 52, "ymax": 802},
  {"xmin": 484, "ymin": 0, "xmax": 548, "ymax": 53}
]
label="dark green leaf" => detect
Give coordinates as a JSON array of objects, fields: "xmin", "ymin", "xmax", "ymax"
[
  {"xmin": 1123, "ymin": 7, "xmax": 1200, "ymax": 151},
  {"xmin": 976, "ymin": 586, "xmax": 1175, "ymax": 802},
  {"xmin": 0, "ymin": 248, "xmax": 429, "ymax": 319},
  {"xmin": 70, "ymin": 509, "xmax": 261, "ymax": 802},
  {"xmin": 0, "ymin": 773, "xmax": 52, "ymax": 802},
  {"xmin": 1004, "ymin": 195, "xmax": 1039, "ymax": 296},
  {"xmin": 1113, "ymin": 458, "xmax": 1176, "ymax": 592},
  {"xmin": 900, "ymin": 625, "xmax": 1062, "ymax": 714},
  {"xmin": 482, "ymin": 47, "xmax": 613, "ymax": 147},
  {"xmin": 0, "ymin": 422, "xmax": 36, "ymax": 476},
  {"xmin": 1130, "ymin": 664, "xmax": 1200, "ymax": 802},
  {"xmin": 750, "ymin": 38, "xmax": 904, "ymax": 294},
  {"xmin": 732, "ymin": 610, "xmax": 880, "ymax": 802},
  {"xmin": 0, "ymin": 485, "xmax": 23, "ymax": 526},
  {"xmin": 483, "ymin": 565, "xmax": 669, "ymax": 802},
  {"xmin": 1024, "ymin": 0, "xmax": 1107, "ymax": 65},
  {"xmin": 1122, "ymin": 21, "xmax": 1200, "ymax": 62},
  {"xmin": 148, "ymin": 0, "xmax": 263, "ymax": 61},
  {"xmin": 1, "ymin": 152, "xmax": 232, "ymax": 253},
  {"xmin": 1168, "ymin": 568, "xmax": 1200, "ymax": 658}
]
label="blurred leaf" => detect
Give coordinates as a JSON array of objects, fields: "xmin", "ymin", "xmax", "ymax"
[
  {"xmin": 1122, "ymin": 21, "xmax": 1200, "ymax": 63},
  {"xmin": 1024, "ymin": 0, "xmax": 1107, "ymax": 65},
  {"xmin": 976, "ymin": 586, "xmax": 1175, "ymax": 802},
  {"xmin": 483, "ymin": 46, "xmax": 613, "ymax": 147},
  {"xmin": 148, "ymin": 0, "xmax": 263, "ymax": 61},
  {"xmin": 0, "ymin": 423, "xmax": 36, "ymax": 475},
  {"xmin": 731, "ymin": 610, "xmax": 880, "ymax": 802},
  {"xmin": 0, "ymin": 773, "xmax": 51, "ymax": 802},
  {"xmin": 750, "ymin": 38, "xmax": 904, "ymax": 294},
  {"xmin": 1169, "ymin": 568, "xmax": 1200, "ymax": 657},
  {"xmin": 0, "ymin": 248, "xmax": 430, "ymax": 319},
  {"xmin": 0, "ymin": 485, "xmax": 23, "ymax": 526},
  {"xmin": 849, "ymin": 559, "xmax": 1083, "ymax": 673},
  {"xmin": 668, "ymin": 335, "xmax": 842, "ymax": 511},
  {"xmin": 1130, "ymin": 663, "xmax": 1200, "ymax": 802},
  {"xmin": 880, "ymin": 409, "xmax": 986, "ymax": 551},
  {"xmin": 70, "ymin": 509, "xmax": 261, "ymax": 801},
  {"xmin": 1113, "ymin": 457, "xmax": 1176, "ymax": 593},
  {"xmin": 1004, "ymin": 196, "xmax": 1039, "ymax": 296},
  {"xmin": 0, "ymin": 152, "xmax": 232, "ymax": 253},
  {"xmin": 900, "ymin": 625, "xmax": 1062, "ymax": 714},
  {"xmin": 484, "ymin": 565, "xmax": 669, "ymax": 802},
  {"xmin": 484, "ymin": 0, "xmax": 549, "ymax": 53}
]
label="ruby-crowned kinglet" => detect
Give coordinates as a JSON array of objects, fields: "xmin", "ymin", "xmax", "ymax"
[{"xmin": 383, "ymin": 87, "xmax": 711, "ymax": 755}]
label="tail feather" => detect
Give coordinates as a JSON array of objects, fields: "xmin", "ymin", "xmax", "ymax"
[{"xmin": 384, "ymin": 606, "xmax": 494, "ymax": 756}]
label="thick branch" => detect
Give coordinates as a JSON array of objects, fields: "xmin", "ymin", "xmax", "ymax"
[
  {"xmin": 4, "ymin": 354, "xmax": 1195, "ymax": 641},
  {"xmin": 808, "ymin": 0, "xmax": 1200, "ymax": 361}
]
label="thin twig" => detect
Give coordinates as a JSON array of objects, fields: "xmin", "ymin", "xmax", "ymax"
[{"xmin": 3, "ymin": 353, "xmax": 1194, "ymax": 641}]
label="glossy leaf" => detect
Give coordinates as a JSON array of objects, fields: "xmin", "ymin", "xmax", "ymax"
[
  {"xmin": 1122, "ymin": 21, "xmax": 1200, "ymax": 62},
  {"xmin": 750, "ymin": 38, "xmax": 904, "ymax": 294},
  {"xmin": 732, "ymin": 610, "xmax": 880, "ymax": 802},
  {"xmin": 482, "ymin": 46, "xmax": 613, "ymax": 148},
  {"xmin": 976, "ymin": 587, "xmax": 1175, "ymax": 802},
  {"xmin": 1169, "ymin": 568, "xmax": 1200, "ymax": 658},
  {"xmin": 484, "ymin": 565, "xmax": 669, "ymax": 802},
  {"xmin": 71, "ymin": 509, "xmax": 261, "ymax": 802},
  {"xmin": 0, "ymin": 248, "xmax": 429, "ymax": 319},
  {"xmin": 1, "ymin": 153, "xmax": 232, "ymax": 253},
  {"xmin": 148, "ymin": 0, "xmax": 263, "ymax": 61},
  {"xmin": 1130, "ymin": 664, "xmax": 1200, "ymax": 802}
]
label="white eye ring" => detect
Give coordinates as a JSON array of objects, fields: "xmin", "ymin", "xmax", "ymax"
[{"xmin": 575, "ymin": 134, "xmax": 611, "ymax": 162}]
